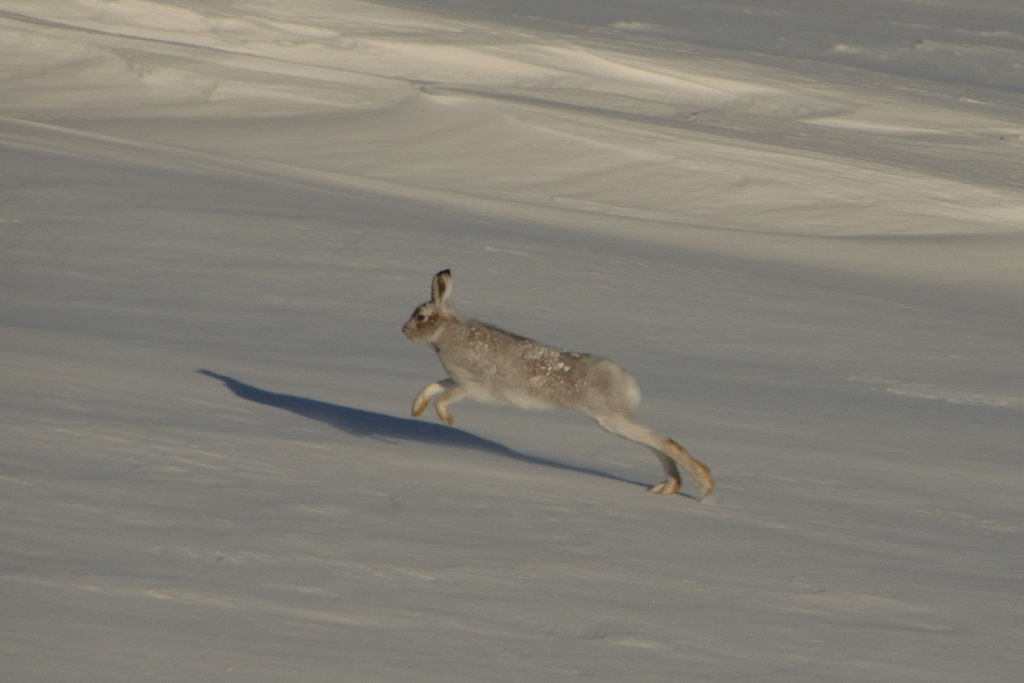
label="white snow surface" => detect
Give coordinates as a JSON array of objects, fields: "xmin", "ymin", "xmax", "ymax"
[{"xmin": 2, "ymin": 1, "xmax": 1023, "ymax": 681}]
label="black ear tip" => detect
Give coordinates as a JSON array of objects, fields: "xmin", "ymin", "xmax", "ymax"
[{"xmin": 430, "ymin": 269, "xmax": 452, "ymax": 302}]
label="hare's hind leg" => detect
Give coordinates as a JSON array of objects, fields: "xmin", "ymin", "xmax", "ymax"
[
  {"xmin": 595, "ymin": 413, "xmax": 715, "ymax": 499},
  {"xmin": 665, "ymin": 438, "xmax": 715, "ymax": 498},
  {"xmin": 648, "ymin": 451, "xmax": 683, "ymax": 496}
]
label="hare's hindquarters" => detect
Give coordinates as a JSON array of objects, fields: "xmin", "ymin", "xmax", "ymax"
[{"xmin": 570, "ymin": 357, "xmax": 641, "ymax": 416}]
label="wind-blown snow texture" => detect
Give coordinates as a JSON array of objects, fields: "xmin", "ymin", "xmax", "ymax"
[{"xmin": 2, "ymin": 1, "xmax": 1022, "ymax": 681}]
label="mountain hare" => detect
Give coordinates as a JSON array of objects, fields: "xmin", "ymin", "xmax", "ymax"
[{"xmin": 402, "ymin": 269, "xmax": 715, "ymax": 499}]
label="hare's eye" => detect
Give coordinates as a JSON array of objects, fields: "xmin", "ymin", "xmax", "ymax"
[{"xmin": 416, "ymin": 314, "xmax": 426, "ymax": 322}]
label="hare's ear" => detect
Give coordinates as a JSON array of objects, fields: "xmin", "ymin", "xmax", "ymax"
[{"xmin": 431, "ymin": 269, "xmax": 452, "ymax": 305}]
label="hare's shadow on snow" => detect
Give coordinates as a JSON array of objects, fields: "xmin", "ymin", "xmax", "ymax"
[{"xmin": 198, "ymin": 370, "xmax": 645, "ymax": 489}]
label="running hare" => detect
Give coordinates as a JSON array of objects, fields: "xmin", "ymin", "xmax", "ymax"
[{"xmin": 402, "ymin": 269, "xmax": 715, "ymax": 499}]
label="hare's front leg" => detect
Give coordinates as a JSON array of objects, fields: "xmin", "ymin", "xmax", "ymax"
[
  {"xmin": 412, "ymin": 380, "xmax": 450, "ymax": 417},
  {"xmin": 433, "ymin": 383, "xmax": 469, "ymax": 425},
  {"xmin": 411, "ymin": 379, "xmax": 468, "ymax": 426}
]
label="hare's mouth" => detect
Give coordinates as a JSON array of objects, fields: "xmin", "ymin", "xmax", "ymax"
[{"xmin": 402, "ymin": 319, "xmax": 426, "ymax": 341}]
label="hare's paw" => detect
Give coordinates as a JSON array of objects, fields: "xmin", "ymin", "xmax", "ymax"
[
  {"xmin": 433, "ymin": 383, "xmax": 467, "ymax": 426},
  {"xmin": 687, "ymin": 457, "xmax": 716, "ymax": 499},
  {"xmin": 648, "ymin": 478, "xmax": 682, "ymax": 495},
  {"xmin": 412, "ymin": 394, "xmax": 430, "ymax": 417},
  {"xmin": 435, "ymin": 403, "xmax": 455, "ymax": 426},
  {"xmin": 412, "ymin": 381, "xmax": 448, "ymax": 418}
]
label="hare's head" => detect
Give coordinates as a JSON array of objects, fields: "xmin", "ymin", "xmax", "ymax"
[{"xmin": 402, "ymin": 269, "xmax": 455, "ymax": 345}]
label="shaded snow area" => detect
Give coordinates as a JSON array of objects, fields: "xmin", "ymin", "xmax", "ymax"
[{"xmin": 3, "ymin": 1, "xmax": 1023, "ymax": 681}]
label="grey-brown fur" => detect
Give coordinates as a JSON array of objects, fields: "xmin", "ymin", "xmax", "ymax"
[{"xmin": 402, "ymin": 269, "xmax": 715, "ymax": 499}]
